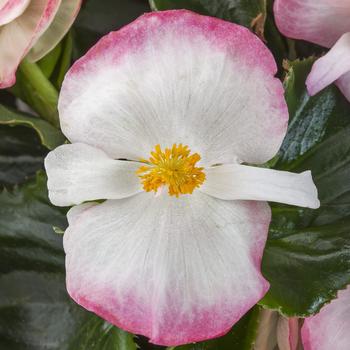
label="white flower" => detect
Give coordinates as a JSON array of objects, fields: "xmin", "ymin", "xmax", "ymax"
[{"xmin": 45, "ymin": 10, "xmax": 319, "ymax": 346}]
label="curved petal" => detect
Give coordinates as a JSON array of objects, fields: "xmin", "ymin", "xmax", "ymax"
[
  {"xmin": 27, "ymin": 0, "xmax": 82, "ymax": 62},
  {"xmin": 0, "ymin": 0, "xmax": 61, "ymax": 88},
  {"xmin": 301, "ymin": 286, "xmax": 350, "ymax": 350},
  {"xmin": 59, "ymin": 10, "xmax": 288, "ymax": 165},
  {"xmin": 0, "ymin": 0, "xmax": 30, "ymax": 25},
  {"xmin": 274, "ymin": 0, "xmax": 350, "ymax": 48},
  {"xmin": 336, "ymin": 70, "xmax": 350, "ymax": 101},
  {"xmin": 200, "ymin": 164, "xmax": 320, "ymax": 209},
  {"xmin": 45, "ymin": 143, "xmax": 142, "ymax": 206},
  {"xmin": 277, "ymin": 317, "xmax": 299, "ymax": 350},
  {"xmin": 307, "ymin": 33, "xmax": 350, "ymax": 97},
  {"xmin": 64, "ymin": 192, "xmax": 271, "ymax": 345}
]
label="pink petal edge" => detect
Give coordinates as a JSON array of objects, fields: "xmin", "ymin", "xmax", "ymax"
[
  {"xmin": 59, "ymin": 10, "xmax": 288, "ymax": 165},
  {"xmin": 64, "ymin": 197, "xmax": 271, "ymax": 346}
]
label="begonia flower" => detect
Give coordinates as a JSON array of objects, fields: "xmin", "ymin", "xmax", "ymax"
[
  {"xmin": 301, "ymin": 285, "xmax": 350, "ymax": 350},
  {"xmin": 45, "ymin": 10, "xmax": 319, "ymax": 346},
  {"xmin": 274, "ymin": 0, "xmax": 350, "ymax": 101},
  {"xmin": 0, "ymin": 0, "xmax": 82, "ymax": 88}
]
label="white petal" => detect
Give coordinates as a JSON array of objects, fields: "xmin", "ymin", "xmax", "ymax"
[
  {"xmin": 307, "ymin": 33, "xmax": 350, "ymax": 97},
  {"xmin": 59, "ymin": 10, "xmax": 287, "ymax": 165},
  {"xmin": 44, "ymin": 143, "xmax": 142, "ymax": 206},
  {"xmin": 27, "ymin": 0, "xmax": 82, "ymax": 62},
  {"xmin": 63, "ymin": 202, "xmax": 97, "ymax": 252},
  {"xmin": 64, "ymin": 192, "xmax": 271, "ymax": 345},
  {"xmin": 0, "ymin": 0, "xmax": 30, "ymax": 25},
  {"xmin": 200, "ymin": 164, "xmax": 320, "ymax": 209}
]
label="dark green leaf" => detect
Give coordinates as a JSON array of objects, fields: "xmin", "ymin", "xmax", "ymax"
[
  {"xmin": 149, "ymin": 0, "xmax": 208, "ymax": 14},
  {"xmin": 74, "ymin": 0, "xmax": 150, "ymax": 57},
  {"xmin": 150, "ymin": 0, "xmax": 265, "ymax": 28},
  {"xmin": 0, "ymin": 173, "xmax": 138, "ymax": 349},
  {"xmin": 0, "ymin": 126, "xmax": 46, "ymax": 187},
  {"xmin": 275, "ymin": 58, "xmax": 350, "ymax": 169},
  {"xmin": 0, "ymin": 104, "xmax": 65, "ymax": 150},
  {"xmin": 0, "ymin": 103, "xmax": 64, "ymax": 187},
  {"xmin": 261, "ymin": 58, "xmax": 350, "ymax": 316}
]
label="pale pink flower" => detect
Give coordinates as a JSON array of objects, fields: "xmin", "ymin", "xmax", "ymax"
[
  {"xmin": 302, "ymin": 285, "xmax": 350, "ymax": 350},
  {"xmin": 274, "ymin": 0, "xmax": 350, "ymax": 101},
  {"xmin": 0, "ymin": 0, "xmax": 82, "ymax": 88},
  {"xmin": 45, "ymin": 10, "xmax": 319, "ymax": 346}
]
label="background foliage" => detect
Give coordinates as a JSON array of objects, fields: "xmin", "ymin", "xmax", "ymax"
[{"xmin": 0, "ymin": 0, "xmax": 349, "ymax": 349}]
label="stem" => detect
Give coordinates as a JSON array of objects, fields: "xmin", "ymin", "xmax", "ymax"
[{"xmin": 12, "ymin": 59, "xmax": 59, "ymax": 128}]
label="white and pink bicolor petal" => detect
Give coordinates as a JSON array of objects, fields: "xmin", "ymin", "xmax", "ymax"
[
  {"xmin": 0, "ymin": 0, "xmax": 30, "ymax": 25},
  {"xmin": 301, "ymin": 285, "xmax": 350, "ymax": 350},
  {"xmin": 64, "ymin": 193, "xmax": 271, "ymax": 346},
  {"xmin": 59, "ymin": 10, "xmax": 288, "ymax": 166},
  {"xmin": 274, "ymin": 0, "xmax": 350, "ymax": 48},
  {"xmin": 27, "ymin": 0, "xmax": 82, "ymax": 62},
  {"xmin": 0, "ymin": 0, "xmax": 61, "ymax": 88}
]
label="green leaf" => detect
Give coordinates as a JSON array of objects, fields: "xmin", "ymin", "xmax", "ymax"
[
  {"xmin": 0, "ymin": 103, "xmax": 64, "ymax": 187},
  {"xmin": 0, "ymin": 173, "xmax": 138, "ymax": 349},
  {"xmin": 275, "ymin": 58, "xmax": 350, "ymax": 169},
  {"xmin": 149, "ymin": 0, "xmax": 208, "ymax": 14},
  {"xmin": 68, "ymin": 317, "xmax": 137, "ymax": 350},
  {"xmin": 0, "ymin": 125, "xmax": 46, "ymax": 187},
  {"xmin": 168, "ymin": 306, "xmax": 260, "ymax": 350},
  {"xmin": 73, "ymin": 0, "xmax": 150, "ymax": 57},
  {"xmin": 260, "ymin": 58, "xmax": 350, "ymax": 316},
  {"xmin": 0, "ymin": 104, "xmax": 65, "ymax": 150},
  {"xmin": 150, "ymin": 0, "xmax": 265, "ymax": 28}
]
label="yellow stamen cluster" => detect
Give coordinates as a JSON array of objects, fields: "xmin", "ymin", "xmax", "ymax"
[{"xmin": 137, "ymin": 144, "xmax": 206, "ymax": 197}]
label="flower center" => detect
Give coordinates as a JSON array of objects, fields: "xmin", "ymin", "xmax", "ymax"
[{"xmin": 137, "ymin": 144, "xmax": 206, "ymax": 197}]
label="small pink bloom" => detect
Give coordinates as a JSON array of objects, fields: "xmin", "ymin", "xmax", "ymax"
[
  {"xmin": 0, "ymin": 0, "xmax": 82, "ymax": 88},
  {"xmin": 274, "ymin": 0, "xmax": 350, "ymax": 101},
  {"xmin": 45, "ymin": 10, "xmax": 319, "ymax": 345},
  {"xmin": 302, "ymin": 285, "xmax": 350, "ymax": 350}
]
